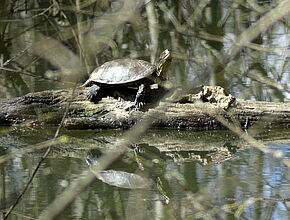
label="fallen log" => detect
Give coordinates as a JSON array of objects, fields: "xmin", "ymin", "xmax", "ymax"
[{"xmin": 0, "ymin": 86, "xmax": 289, "ymax": 130}]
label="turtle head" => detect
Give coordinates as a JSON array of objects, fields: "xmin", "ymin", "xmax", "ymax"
[{"xmin": 156, "ymin": 49, "xmax": 171, "ymax": 80}]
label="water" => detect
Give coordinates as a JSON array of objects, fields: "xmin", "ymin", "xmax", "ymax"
[
  {"xmin": 0, "ymin": 128, "xmax": 289, "ymax": 219},
  {"xmin": 0, "ymin": 1, "xmax": 289, "ymax": 219}
]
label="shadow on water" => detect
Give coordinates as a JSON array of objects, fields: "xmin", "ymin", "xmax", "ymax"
[{"xmin": 0, "ymin": 127, "xmax": 289, "ymax": 219}]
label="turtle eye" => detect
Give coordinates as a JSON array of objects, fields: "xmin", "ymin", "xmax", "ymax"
[{"xmin": 159, "ymin": 49, "xmax": 170, "ymax": 60}]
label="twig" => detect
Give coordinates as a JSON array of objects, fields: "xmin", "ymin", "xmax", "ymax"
[
  {"xmin": 0, "ymin": 137, "xmax": 66, "ymax": 165},
  {"xmin": 199, "ymin": 105, "xmax": 290, "ymax": 169},
  {"xmin": 146, "ymin": 0, "xmax": 159, "ymax": 63},
  {"xmin": 228, "ymin": 0, "xmax": 290, "ymax": 58},
  {"xmin": 0, "ymin": 67, "xmax": 60, "ymax": 82},
  {"xmin": 3, "ymin": 85, "xmax": 78, "ymax": 219},
  {"xmin": 36, "ymin": 87, "xmax": 188, "ymax": 220}
]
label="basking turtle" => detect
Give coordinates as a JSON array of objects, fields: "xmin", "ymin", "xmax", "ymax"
[{"xmin": 81, "ymin": 49, "xmax": 171, "ymax": 106}]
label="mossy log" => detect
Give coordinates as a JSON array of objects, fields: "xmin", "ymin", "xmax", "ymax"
[{"xmin": 0, "ymin": 86, "xmax": 289, "ymax": 130}]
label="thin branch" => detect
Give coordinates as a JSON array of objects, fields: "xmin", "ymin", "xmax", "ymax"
[
  {"xmin": 3, "ymin": 85, "xmax": 78, "ymax": 219},
  {"xmin": 36, "ymin": 88, "xmax": 188, "ymax": 220},
  {"xmin": 146, "ymin": 0, "xmax": 159, "ymax": 63},
  {"xmin": 199, "ymin": 105, "xmax": 290, "ymax": 169},
  {"xmin": 0, "ymin": 67, "xmax": 71, "ymax": 84},
  {"xmin": 229, "ymin": 0, "xmax": 290, "ymax": 58}
]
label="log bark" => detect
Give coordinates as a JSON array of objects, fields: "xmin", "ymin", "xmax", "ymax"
[{"xmin": 0, "ymin": 87, "xmax": 289, "ymax": 130}]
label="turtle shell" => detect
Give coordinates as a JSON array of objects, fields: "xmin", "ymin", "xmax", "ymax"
[{"xmin": 83, "ymin": 59, "xmax": 156, "ymax": 86}]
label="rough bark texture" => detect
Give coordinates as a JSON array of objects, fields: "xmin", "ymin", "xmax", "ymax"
[{"xmin": 0, "ymin": 87, "xmax": 289, "ymax": 130}]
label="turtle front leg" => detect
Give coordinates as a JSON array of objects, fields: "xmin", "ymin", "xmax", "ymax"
[
  {"xmin": 134, "ymin": 84, "xmax": 145, "ymax": 108},
  {"xmin": 87, "ymin": 84, "xmax": 101, "ymax": 102}
]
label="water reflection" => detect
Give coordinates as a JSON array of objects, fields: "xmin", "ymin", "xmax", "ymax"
[
  {"xmin": 86, "ymin": 149, "xmax": 152, "ymax": 189},
  {"xmin": 0, "ymin": 128, "xmax": 289, "ymax": 219}
]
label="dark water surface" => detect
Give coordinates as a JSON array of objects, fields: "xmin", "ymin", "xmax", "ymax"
[
  {"xmin": 0, "ymin": 127, "xmax": 289, "ymax": 219},
  {"xmin": 0, "ymin": 1, "xmax": 289, "ymax": 219}
]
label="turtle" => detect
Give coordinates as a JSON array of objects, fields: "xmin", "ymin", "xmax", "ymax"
[{"xmin": 81, "ymin": 49, "xmax": 171, "ymax": 106}]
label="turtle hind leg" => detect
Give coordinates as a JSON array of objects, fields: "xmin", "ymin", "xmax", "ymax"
[
  {"xmin": 87, "ymin": 84, "xmax": 101, "ymax": 102},
  {"xmin": 134, "ymin": 84, "xmax": 145, "ymax": 108}
]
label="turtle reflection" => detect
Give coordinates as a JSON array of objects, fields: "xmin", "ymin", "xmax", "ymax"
[
  {"xmin": 86, "ymin": 149, "xmax": 151, "ymax": 189},
  {"xmin": 86, "ymin": 146, "xmax": 172, "ymax": 205}
]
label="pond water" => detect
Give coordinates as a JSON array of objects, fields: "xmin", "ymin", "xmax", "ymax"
[
  {"xmin": 0, "ymin": 1, "xmax": 290, "ymax": 219},
  {"xmin": 0, "ymin": 127, "xmax": 289, "ymax": 219}
]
